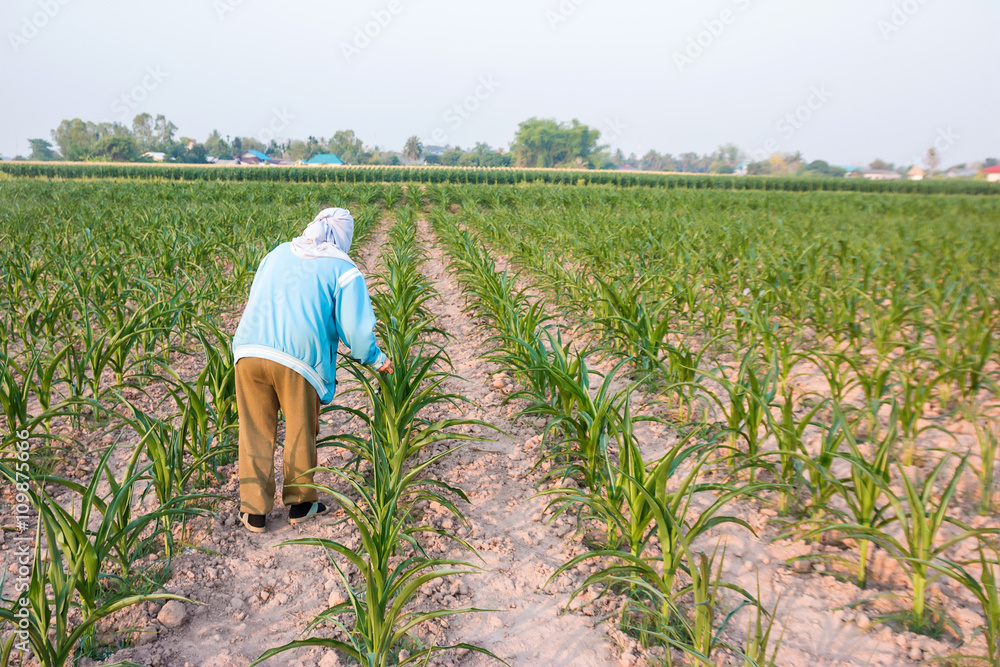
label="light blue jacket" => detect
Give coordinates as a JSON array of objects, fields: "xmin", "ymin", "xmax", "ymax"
[{"xmin": 232, "ymin": 243, "xmax": 387, "ymax": 404}]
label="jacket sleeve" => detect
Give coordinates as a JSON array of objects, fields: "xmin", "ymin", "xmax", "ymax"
[{"xmin": 335, "ymin": 269, "xmax": 388, "ymax": 368}]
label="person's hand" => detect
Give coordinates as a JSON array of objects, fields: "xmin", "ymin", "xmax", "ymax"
[{"xmin": 377, "ymin": 358, "xmax": 394, "ymax": 374}]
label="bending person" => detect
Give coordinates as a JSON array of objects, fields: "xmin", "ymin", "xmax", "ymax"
[{"xmin": 231, "ymin": 207, "xmax": 392, "ymax": 533}]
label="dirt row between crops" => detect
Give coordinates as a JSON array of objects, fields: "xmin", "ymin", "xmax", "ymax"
[
  {"xmin": 25, "ymin": 212, "xmax": 992, "ymax": 667},
  {"xmin": 410, "ymin": 222, "xmax": 906, "ymax": 667}
]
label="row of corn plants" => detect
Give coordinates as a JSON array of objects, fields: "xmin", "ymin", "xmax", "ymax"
[
  {"xmin": 4, "ymin": 161, "xmax": 1000, "ymax": 195},
  {"xmin": 255, "ymin": 206, "xmax": 501, "ymax": 666},
  {"xmin": 431, "ymin": 210, "xmax": 785, "ymax": 666}
]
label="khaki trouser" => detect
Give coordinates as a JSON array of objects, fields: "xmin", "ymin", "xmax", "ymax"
[{"xmin": 236, "ymin": 357, "xmax": 320, "ymax": 515}]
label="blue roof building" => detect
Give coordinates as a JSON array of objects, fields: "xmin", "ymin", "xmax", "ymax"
[
  {"xmin": 305, "ymin": 153, "xmax": 345, "ymax": 165},
  {"xmin": 238, "ymin": 150, "xmax": 276, "ymax": 165}
]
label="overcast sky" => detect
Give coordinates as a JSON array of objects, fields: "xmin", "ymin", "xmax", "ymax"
[{"xmin": 2, "ymin": 0, "xmax": 997, "ymax": 167}]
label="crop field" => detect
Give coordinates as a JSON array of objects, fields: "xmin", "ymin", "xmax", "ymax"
[{"xmin": 0, "ymin": 174, "xmax": 999, "ymax": 667}]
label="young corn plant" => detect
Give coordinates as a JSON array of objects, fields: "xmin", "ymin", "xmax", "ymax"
[
  {"xmin": 38, "ymin": 440, "xmax": 196, "ymax": 585},
  {"xmin": 549, "ymin": 433, "xmax": 760, "ymax": 650},
  {"xmin": 851, "ymin": 454, "xmax": 999, "ymax": 632},
  {"xmin": 0, "ymin": 462, "xmax": 188, "ymax": 667},
  {"xmin": 703, "ymin": 349, "xmax": 777, "ymax": 483},
  {"xmin": 193, "ymin": 323, "xmax": 239, "ymax": 444},
  {"xmin": 257, "ymin": 464, "xmax": 498, "ymax": 667},
  {"xmin": 526, "ymin": 354, "xmax": 633, "ymax": 510},
  {"xmin": 116, "ymin": 397, "xmax": 221, "ymax": 558},
  {"xmin": 796, "ymin": 403, "xmax": 849, "ymax": 521},
  {"xmin": 538, "ymin": 404, "xmax": 699, "ymax": 562},
  {"xmin": 788, "ymin": 403, "xmax": 898, "ymax": 589},
  {"xmin": 892, "ymin": 353, "xmax": 945, "ymax": 466},
  {"xmin": 927, "ymin": 543, "xmax": 1000, "ymax": 666},
  {"xmin": 769, "ymin": 386, "xmax": 827, "ymax": 516},
  {"xmin": 672, "ymin": 544, "xmax": 753, "ymax": 666},
  {"xmin": 744, "ymin": 575, "xmax": 785, "ymax": 667},
  {"xmin": 963, "ymin": 404, "xmax": 999, "ymax": 515}
]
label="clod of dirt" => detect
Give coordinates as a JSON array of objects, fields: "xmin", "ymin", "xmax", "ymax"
[{"xmin": 156, "ymin": 600, "xmax": 187, "ymax": 628}]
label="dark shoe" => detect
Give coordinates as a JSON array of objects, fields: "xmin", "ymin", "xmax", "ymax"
[
  {"xmin": 240, "ymin": 511, "xmax": 266, "ymax": 533},
  {"xmin": 289, "ymin": 501, "xmax": 329, "ymax": 524}
]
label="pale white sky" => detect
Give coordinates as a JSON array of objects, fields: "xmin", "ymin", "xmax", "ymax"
[{"xmin": 2, "ymin": 0, "xmax": 997, "ymax": 167}]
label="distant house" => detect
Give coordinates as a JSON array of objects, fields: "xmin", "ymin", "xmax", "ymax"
[
  {"xmin": 240, "ymin": 150, "xmax": 276, "ymax": 165},
  {"xmin": 945, "ymin": 167, "xmax": 978, "ymax": 179},
  {"xmin": 907, "ymin": 166, "xmax": 926, "ymax": 181},
  {"xmin": 305, "ymin": 153, "xmax": 345, "ymax": 166},
  {"xmin": 982, "ymin": 165, "xmax": 1000, "ymax": 183},
  {"xmin": 858, "ymin": 169, "xmax": 902, "ymax": 181},
  {"xmin": 142, "ymin": 151, "xmax": 166, "ymax": 162},
  {"xmin": 617, "ymin": 164, "xmax": 638, "ymax": 171},
  {"xmin": 423, "ymin": 145, "xmax": 448, "ymax": 157}
]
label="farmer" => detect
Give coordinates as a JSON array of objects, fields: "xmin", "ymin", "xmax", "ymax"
[{"xmin": 231, "ymin": 207, "xmax": 392, "ymax": 533}]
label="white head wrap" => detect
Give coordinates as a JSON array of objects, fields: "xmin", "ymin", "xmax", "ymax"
[{"xmin": 289, "ymin": 208, "xmax": 356, "ymax": 266}]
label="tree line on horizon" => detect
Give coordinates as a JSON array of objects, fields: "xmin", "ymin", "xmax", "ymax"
[{"xmin": 20, "ymin": 114, "xmax": 998, "ymax": 178}]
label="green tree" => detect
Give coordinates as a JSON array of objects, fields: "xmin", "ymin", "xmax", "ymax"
[
  {"xmin": 802, "ymin": 160, "xmax": 846, "ymax": 178},
  {"xmin": 179, "ymin": 144, "xmax": 208, "ymax": 164},
  {"xmin": 153, "ymin": 114, "xmax": 178, "ymax": 151},
  {"xmin": 92, "ymin": 135, "xmax": 139, "ymax": 162},
  {"xmin": 204, "ymin": 129, "xmax": 229, "ymax": 157},
  {"xmin": 51, "ymin": 119, "xmax": 101, "ymax": 161},
  {"xmin": 715, "ymin": 143, "xmax": 743, "ymax": 167},
  {"xmin": 132, "ymin": 113, "xmax": 155, "ymax": 151},
  {"xmin": 329, "ymin": 130, "xmax": 365, "ymax": 164},
  {"xmin": 28, "ymin": 138, "xmax": 58, "ymax": 161},
  {"xmin": 288, "ymin": 139, "xmax": 309, "ymax": 162},
  {"xmin": 511, "ymin": 118, "xmax": 601, "ymax": 168},
  {"xmin": 440, "ymin": 147, "xmax": 463, "ymax": 166},
  {"xmin": 709, "ymin": 161, "xmax": 735, "ymax": 174},
  {"xmin": 679, "ymin": 152, "xmax": 705, "ymax": 173},
  {"xmin": 403, "ymin": 135, "xmax": 423, "ymax": 161}
]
